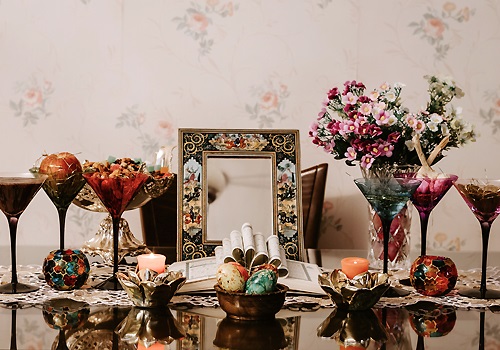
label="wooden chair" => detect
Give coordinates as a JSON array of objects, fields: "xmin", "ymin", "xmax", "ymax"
[
  {"xmin": 300, "ymin": 163, "xmax": 328, "ymax": 265},
  {"xmin": 140, "ymin": 164, "xmax": 328, "ymax": 265}
]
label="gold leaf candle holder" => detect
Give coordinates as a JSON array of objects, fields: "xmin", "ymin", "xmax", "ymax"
[
  {"xmin": 318, "ymin": 270, "xmax": 390, "ymax": 310},
  {"xmin": 116, "ymin": 268, "xmax": 186, "ymax": 308}
]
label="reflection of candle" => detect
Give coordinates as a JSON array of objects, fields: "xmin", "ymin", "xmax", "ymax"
[
  {"xmin": 340, "ymin": 345, "xmax": 364, "ymax": 350},
  {"xmin": 137, "ymin": 253, "xmax": 166, "ymax": 273},
  {"xmin": 341, "ymin": 257, "xmax": 369, "ymax": 279},
  {"xmin": 137, "ymin": 342, "xmax": 165, "ymax": 349}
]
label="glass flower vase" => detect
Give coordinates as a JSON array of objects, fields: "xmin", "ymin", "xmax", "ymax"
[{"xmin": 361, "ymin": 164, "xmax": 418, "ymax": 271}]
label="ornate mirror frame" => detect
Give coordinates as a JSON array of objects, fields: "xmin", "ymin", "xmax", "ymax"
[{"xmin": 178, "ymin": 128, "xmax": 304, "ymax": 261}]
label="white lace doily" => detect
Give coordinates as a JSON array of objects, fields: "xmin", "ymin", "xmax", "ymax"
[{"xmin": 1, "ymin": 264, "xmax": 500, "ymax": 311}]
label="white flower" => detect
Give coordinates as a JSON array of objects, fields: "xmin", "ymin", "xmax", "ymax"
[
  {"xmin": 427, "ymin": 122, "xmax": 439, "ymax": 132},
  {"xmin": 429, "ymin": 113, "xmax": 443, "ymax": 124},
  {"xmin": 405, "ymin": 139, "xmax": 415, "ymax": 151},
  {"xmin": 385, "ymin": 90, "xmax": 397, "ymax": 102},
  {"xmin": 387, "ymin": 114, "xmax": 398, "ymax": 126},
  {"xmin": 441, "ymin": 123, "xmax": 450, "ymax": 135}
]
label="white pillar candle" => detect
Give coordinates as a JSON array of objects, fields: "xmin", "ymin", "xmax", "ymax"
[{"xmin": 137, "ymin": 253, "xmax": 166, "ymax": 274}]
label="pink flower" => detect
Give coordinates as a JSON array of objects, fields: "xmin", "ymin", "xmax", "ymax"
[
  {"xmin": 342, "ymin": 92, "xmax": 358, "ymax": 105},
  {"xmin": 188, "ymin": 11, "xmax": 209, "ymax": 33},
  {"xmin": 323, "ymin": 140, "xmax": 335, "ymax": 153},
  {"xmin": 345, "ymin": 147, "xmax": 357, "ymax": 161},
  {"xmin": 379, "ymin": 141, "xmax": 394, "ymax": 157},
  {"xmin": 414, "ymin": 119, "xmax": 426, "ymax": 133},
  {"xmin": 327, "ymin": 87, "xmax": 339, "ymax": 100},
  {"xmin": 360, "ymin": 154, "xmax": 374, "ymax": 169},
  {"xmin": 358, "ymin": 103, "xmax": 372, "ymax": 116},
  {"xmin": 309, "ymin": 122, "xmax": 319, "ymax": 137},
  {"xmin": 369, "ymin": 143, "xmax": 382, "ymax": 157},
  {"xmin": 23, "ymin": 88, "xmax": 43, "ymax": 107},
  {"xmin": 260, "ymin": 91, "xmax": 279, "ymax": 110},
  {"xmin": 424, "ymin": 17, "xmax": 445, "ymax": 39},
  {"xmin": 405, "ymin": 115, "xmax": 417, "ymax": 128},
  {"xmin": 374, "ymin": 110, "xmax": 391, "ymax": 125}
]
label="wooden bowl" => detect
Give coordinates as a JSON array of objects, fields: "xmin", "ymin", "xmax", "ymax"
[{"xmin": 214, "ymin": 284, "xmax": 288, "ymax": 320}]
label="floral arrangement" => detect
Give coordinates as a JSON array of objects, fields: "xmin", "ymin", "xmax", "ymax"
[{"xmin": 309, "ymin": 75, "xmax": 476, "ymax": 173}]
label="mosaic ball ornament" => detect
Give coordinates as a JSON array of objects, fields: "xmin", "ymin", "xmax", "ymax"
[
  {"xmin": 43, "ymin": 249, "xmax": 91, "ymax": 291},
  {"xmin": 410, "ymin": 255, "xmax": 458, "ymax": 297},
  {"xmin": 409, "ymin": 303, "xmax": 457, "ymax": 337}
]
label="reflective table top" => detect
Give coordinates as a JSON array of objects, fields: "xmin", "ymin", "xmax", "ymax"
[{"xmin": 1, "ymin": 302, "xmax": 499, "ymax": 349}]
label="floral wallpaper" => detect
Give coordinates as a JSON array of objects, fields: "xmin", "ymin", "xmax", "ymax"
[{"xmin": 0, "ymin": 0, "xmax": 499, "ymax": 268}]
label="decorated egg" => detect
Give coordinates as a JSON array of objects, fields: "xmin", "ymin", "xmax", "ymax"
[
  {"xmin": 253, "ymin": 263, "xmax": 278, "ymax": 275},
  {"xmin": 229, "ymin": 262, "xmax": 249, "ymax": 282},
  {"xmin": 217, "ymin": 263, "xmax": 246, "ymax": 292},
  {"xmin": 245, "ymin": 269, "xmax": 277, "ymax": 294}
]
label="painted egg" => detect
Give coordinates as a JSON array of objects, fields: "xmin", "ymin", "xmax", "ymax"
[
  {"xmin": 228, "ymin": 262, "xmax": 249, "ymax": 282},
  {"xmin": 245, "ymin": 269, "xmax": 277, "ymax": 294},
  {"xmin": 253, "ymin": 263, "xmax": 278, "ymax": 275},
  {"xmin": 217, "ymin": 263, "xmax": 246, "ymax": 292}
]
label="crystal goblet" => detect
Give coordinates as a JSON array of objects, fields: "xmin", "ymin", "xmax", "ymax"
[
  {"xmin": 354, "ymin": 176, "xmax": 421, "ymax": 297},
  {"xmin": 454, "ymin": 178, "xmax": 500, "ymax": 299},
  {"xmin": 83, "ymin": 171, "xmax": 149, "ymax": 290},
  {"xmin": 0, "ymin": 173, "xmax": 47, "ymax": 294}
]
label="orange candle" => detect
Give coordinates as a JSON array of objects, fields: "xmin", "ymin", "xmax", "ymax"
[
  {"xmin": 137, "ymin": 342, "xmax": 165, "ymax": 349},
  {"xmin": 341, "ymin": 257, "xmax": 369, "ymax": 279},
  {"xmin": 137, "ymin": 253, "xmax": 166, "ymax": 273},
  {"xmin": 340, "ymin": 345, "xmax": 364, "ymax": 350}
]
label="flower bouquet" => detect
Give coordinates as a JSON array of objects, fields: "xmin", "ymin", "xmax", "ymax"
[{"xmin": 310, "ymin": 75, "xmax": 476, "ymax": 269}]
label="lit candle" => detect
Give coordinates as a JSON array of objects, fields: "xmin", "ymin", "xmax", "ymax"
[
  {"xmin": 137, "ymin": 253, "xmax": 166, "ymax": 274},
  {"xmin": 340, "ymin": 345, "xmax": 364, "ymax": 350},
  {"xmin": 137, "ymin": 342, "xmax": 165, "ymax": 349},
  {"xmin": 341, "ymin": 257, "xmax": 369, "ymax": 279}
]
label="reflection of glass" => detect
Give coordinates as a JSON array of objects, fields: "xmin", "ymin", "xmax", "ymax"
[
  {"xmin": 42, "ymin": 298, "xmax": 90, "ymax": 350},
  {"xmin": 31, "ymin": 168, "xmax": 86, "ymax": 250},
  {"xmin": 354, "ymin": 177, "xmax": 421, "ymax": 297},
  {"xmin": 83, "ymin": 171, "xmax": 149, "ymax": 290},
  {"xmin": 411, "ymin": 174, "xmax": 458, "ymax": 256},
  {"xmin": 454, "ymin": 179, "xmax": 500, "ymax": 299},
  {"xmin": 0, "ymin": 173, "xmax": 47, "ymax": 294}
]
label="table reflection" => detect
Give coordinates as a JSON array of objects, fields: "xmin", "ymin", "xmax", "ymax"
[{"xmin": 1, "ymin": 303, "xmax": 500, "ymax": 349}]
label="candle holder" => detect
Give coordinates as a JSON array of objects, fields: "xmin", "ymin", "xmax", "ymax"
[
  {"xmin": 318, "ymin": 270, "xmax": 390, "ymax": 311},
  {"xmin": 116, "ymin": 268, "xmax": 186, "ymax": 308}
]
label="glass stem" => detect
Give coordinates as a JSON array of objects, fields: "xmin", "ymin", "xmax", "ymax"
[
  {"xmin": 10, "ymin": 308, "xmax": 17, "ymax": 350},
  {"xmin": 381, "ymin": 218, "xmax": 391, "ymax": 274},
  {"xmin": 57, "ymin": 207, "xmax": 68, "ymax": 251},
  {"xmin": 112, "ymin": 216, "xmax": 120, "ymax": 290},
  {"xmin": 419, "ymin": 212, "xmax": 429, "ymax": 256},
  {"xmin": 480, "ymin": 221, "xmax": 491, "ymax": 299},
  {"xmin": 8, "ymin": 216, "xmax": 19, "ymax": 287}
]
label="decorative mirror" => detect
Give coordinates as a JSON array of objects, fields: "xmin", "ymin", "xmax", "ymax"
[{"xmin": 178, "ymin": 129, "xmax": 304, "ymax": 261}]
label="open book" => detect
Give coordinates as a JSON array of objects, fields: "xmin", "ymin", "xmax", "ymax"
[{"xmin": 169, "ymin": 224, "xmax": 325, "ymax": 295}]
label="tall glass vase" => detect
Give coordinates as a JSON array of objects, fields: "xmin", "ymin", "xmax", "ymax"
[{"xmin": 361, "ymin": 164, "xmax": 418, "ymax": 270}]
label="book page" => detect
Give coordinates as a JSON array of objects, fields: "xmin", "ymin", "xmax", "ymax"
[
  {"xmin": 249, "ymin": 233, "xmax": 268, "ymax": 269},
  {"xmin": 277, "ymin": 246, "xmax": 289, "ymax": 278},
  {"xmin": 169, "ymin": 257, "xmax": 218, "ymax": 282},
  {"xmin": 214, "ymin": 246, "xmax": 224, "ymax": 266},
  {"xmin": 222, "ymin": 238, "xmax": 235, "ymax": 263},
  {"xmin": 266, "ymin": 235, "xmax": 282, "ymax": 268},
  {"xmin": 229, "ymin": 230, "xmax": 244, "ymax": 264},
  {"xmin": 241, "ymin": 223, "xmax": 256, "ymax": 267}
]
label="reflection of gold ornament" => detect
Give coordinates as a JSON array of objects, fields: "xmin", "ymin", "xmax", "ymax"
[
  {"xmin": 318, "ymin": 270, "xmax": 390, "ymax": 310},
  {"xmin": 117, "ymin": 268, "xmax": 186, "ymax": 308},
  {"xmin": 116, "ymin": 307, "xmax": 186, "ymax": 348},
  {"xmin": 317, "ymin": 308, "xmax": 388, "ymax": 348},
  {"xmin": 214, "ymin": 316, "xmax": 287, "ymax": 350}
]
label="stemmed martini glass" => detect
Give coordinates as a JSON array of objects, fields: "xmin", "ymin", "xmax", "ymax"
[
  {"xmin": 83, "ymin": 168, "xmax": 149, "ymax": 290},
  {"xmin": 0, "ymin": 173, "xmax": 47, "ymax": 293},
  {"xmin": 355, "ymin": 176, "xmax": 422, "ymax": 297},
  {"xmin": 454, "ymin": 178, "xmax": 500, "ymax": 299}
]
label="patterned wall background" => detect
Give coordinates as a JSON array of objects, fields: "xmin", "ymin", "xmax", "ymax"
[{"xmin": 0, "ymin": 0, "xmax": 499, "ymax": 266}]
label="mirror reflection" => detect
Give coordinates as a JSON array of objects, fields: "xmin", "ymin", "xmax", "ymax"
[{"xmin": 206, "ymin": 156, "xmax": 274, "ymax": 242}]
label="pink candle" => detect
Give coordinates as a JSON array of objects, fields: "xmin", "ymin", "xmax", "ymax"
[
  {"xmin": 341, "ymin": 257, "xmax": 369, "ymax": 279},
  {"xmin": 137, "ymin": 253, "xmax": 166, "ymax": 273}
]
